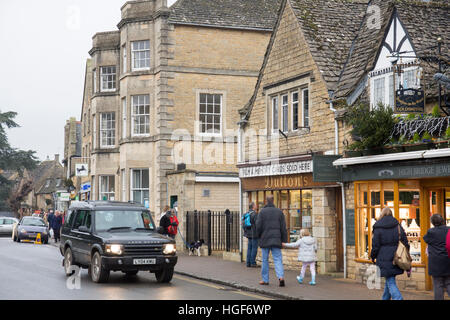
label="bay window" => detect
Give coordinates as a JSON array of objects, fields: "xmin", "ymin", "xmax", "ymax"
[
  {"xmin": 131, "ymin": 169, "xmax": 149, "ymax": 205},
  {"xmin": 100, "ymin": 66, "xmax": 117, "ymax": 92},
  {"xmin": 131, "ymin": 40, "xmax": 150, "ymax": 71},
  {"xmin": 131, "ymin": 95, "xmax": 150, "ymax": 136},
  {"xmin": 100, "ymin": 112, "xmax": 115, "ymax": 148},
  {"xmin": 100, "ymin": 176, "xmax": 115, "ymax": 201}
]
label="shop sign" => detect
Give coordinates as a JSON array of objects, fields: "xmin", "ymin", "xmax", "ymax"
[
  {"xmin": 75, "ymin": 164, "xmax": 88, "ymax": 177},
  {"xmin": 58, "ymin": 192, "xmax": 70, "ymax": 202},
  {"xmin": 312, "ymin": 155, "xmax": 342, "ymax": 182},
  {"xmin": 241, "ymin": 173, "xmax": 337, "ymax": 191},
  {"xmin": 342, "ymin": 161, "xmax": 450, "ymax": 181},
  {"xmin": 81, "ymin": 182, "xmax": 91, "ymax": 193},
  {"xmin": 239, "ymin": 160, "xmax": 312, "ymax": 178},
  {"xmin": 394, "ymin": 88, "xmax": 425, "ymax": 114}
]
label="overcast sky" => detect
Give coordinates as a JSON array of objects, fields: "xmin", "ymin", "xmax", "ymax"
[{"xmin": 0, "ymin": 0, "xmax": 176, "ymax": 162}]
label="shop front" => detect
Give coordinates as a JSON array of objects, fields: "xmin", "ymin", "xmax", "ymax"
[
  {"xmin": 239, "ymin": 157, "xmax": 343, "ymax": 274},
  {"xmin": 335, "ymin": 152, "xmax": 450, "ymax": 291}
]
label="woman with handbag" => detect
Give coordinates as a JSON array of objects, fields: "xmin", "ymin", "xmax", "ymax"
[{"xmin": 370, "ymin": 207, "xmax": 410, "ymax": 300}]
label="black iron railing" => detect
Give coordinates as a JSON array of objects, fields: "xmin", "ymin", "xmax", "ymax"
[{"xmin": 185, "ymin": 209, "xmax": 240, "ymax": 255}]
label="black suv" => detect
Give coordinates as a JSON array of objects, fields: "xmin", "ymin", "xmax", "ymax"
[{"xmin": 60, "ymin": 201, "xmax": 177, "ymax": 283}]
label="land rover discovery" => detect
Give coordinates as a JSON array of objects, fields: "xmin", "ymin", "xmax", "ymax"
[{"xmin": 60, "ymin": 201, "xmax": 177, "ymax": 283}]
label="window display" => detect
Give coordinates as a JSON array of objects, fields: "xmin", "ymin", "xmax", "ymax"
[{"xmin": 355, "ymin": 180, "xmax": 423, "ymax": 264}]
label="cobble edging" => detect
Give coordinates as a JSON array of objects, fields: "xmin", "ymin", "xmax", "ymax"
[{"xmin": 174, "ymin": 270, "xmax": 304, "ymax": 300}]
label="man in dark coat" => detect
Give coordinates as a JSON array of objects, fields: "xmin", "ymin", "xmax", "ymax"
[
  {"xmin": 370, "ymin": 207, "xmax": 409, "ymax": 300},
  {"xmin": 243, "ymin": 202, "xmax": 259, "ymax": 268},
  {"xmin": 423, "ymin": 214, "xmax": 450, "ymax": 300},
  {"xmin": 256, "ymin": 195, "xmax": 287, "ymax": 286},
  {"xmin": 53, "ymin": 211, "xmax": 63, "ymax": 243}
]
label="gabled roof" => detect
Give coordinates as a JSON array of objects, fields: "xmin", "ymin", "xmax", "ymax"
[
  {"xmin": 334, "ymin": 0, "xmax": 450, "ymax": 100},
  {"xmin": 169, "ymin": 0, "xmax": 282, "ymax": 31},
  {"xmin": 32, "ymin": 159, "xmax": 64, "ymax": 195}
]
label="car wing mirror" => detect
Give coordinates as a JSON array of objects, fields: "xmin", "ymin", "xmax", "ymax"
[{"xmin": 78, "ymin": 226, "xmax": 90, "ymax": 233}]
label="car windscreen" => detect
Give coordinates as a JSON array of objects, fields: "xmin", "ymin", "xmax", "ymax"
[
  {"xmin": 94, "ymin": 210, "xmax": 155, "ymax": 232},
  {"xmin": 21, "ymin": 218, "xmax": 46, "ymax": 226}
]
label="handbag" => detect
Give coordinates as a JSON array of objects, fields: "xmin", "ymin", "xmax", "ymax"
[{"xmin": 393, "ymin": 225, "xmax": 412, "ymax": 271}]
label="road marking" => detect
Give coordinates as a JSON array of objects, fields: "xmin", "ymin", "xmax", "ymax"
[{"xmin": 173, "ymin": 275, "xmax": 273, "ymax": 300}]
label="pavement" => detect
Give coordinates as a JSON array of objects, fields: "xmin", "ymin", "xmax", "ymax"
[{"xmin": 47, "ymin": 239, "xmax": 438, "ymax": 300}]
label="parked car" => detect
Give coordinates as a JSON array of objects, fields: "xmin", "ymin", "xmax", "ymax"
[
  {"xmin": 60, "ymin": 201, "xmax": 178, "ymax": 283},
  {"xmin": 13, "ymin": 217, "xmax": 49, "ymax": 244},
  {"xmin": 0, "ymin": 217, "xmax": 19, "ymax": 236}
]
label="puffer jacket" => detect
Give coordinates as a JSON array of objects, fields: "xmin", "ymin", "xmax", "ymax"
[
  {"xmin": 284, "ymin": 236, "xmax": 317, "ymax": 262},
  {"xmin": 370, "ymin": 215, "xmax": 409, "ymax": 278},
  {"xmin": 423, "ymin": 225, "xmax": 450, "ymax": 277}
]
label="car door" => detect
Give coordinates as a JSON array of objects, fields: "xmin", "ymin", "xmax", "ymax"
[
  {"xmin": 0, "ymin": 219, "xmax": 5, "ymax": 235},
  {"xmin": 70, "ymin": 210, "xmax": 87, "ymax": 262},
  {"xmin": 73, "ymin": 211, "xmax": 93, "ymax": 265},
  {"xmin": 3, "ymin": 219, "xmax": 15, "ymax": 234}
]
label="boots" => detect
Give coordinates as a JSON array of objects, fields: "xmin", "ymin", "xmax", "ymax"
[
  {"xmin": 296, "ymin": 276, "xmax": 303, "ymax": 284},
  {"xmin": 309, "ymin": 275, "xmax": 316, "ymax": 286}
]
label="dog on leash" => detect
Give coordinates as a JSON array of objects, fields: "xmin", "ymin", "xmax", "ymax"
[{"xmin": 189, "ymin": 239, "xmax": 205, "ymax": 256}]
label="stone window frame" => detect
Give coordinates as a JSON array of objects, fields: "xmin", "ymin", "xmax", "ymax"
[
  {"xmin": 121, "ymin": 97, "xmax": 127, "ymax": 140},
  {"xmin": 301, "ymin": 88, "xmax": 310, "ymax": 128},
  {"xmin": 99, "ymin": 112, "xmax": 116, "ymax": 148},
  {"xmin": 130, "ymin": 168, "xmax": 150, "ymax": 205},
  {"xmin": 122, "ymin": 44, "xmax": 127, "ymax": 74},
  {"xmin": 99, "ymin": 175, "xmax": 115, "ymax": 201},
  {"xmin": 195, "ymin": 89, "xmax": 226, "ymax": 138},
  {"xmin": 131, "ymin": 94, "xmax": 150, "ymax": 137},
  {"xmin": 131, "ymin": 40, "xmax": 150, "ymax": 71},
  {"xmin": 100, "ymin": 66, "xmax": 117, "ymax": 92},
  {"xmin": 93, "ymin": 68, "xmax": 97, "ymax": 93},
  {"xmin": 265, "ymin": 77, "xmax": 310, "ymax": 137}
]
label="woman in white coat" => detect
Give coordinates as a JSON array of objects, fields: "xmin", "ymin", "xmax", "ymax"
[{"xmin": 283, "ymin": 229, "xmax": 317, "ymax": 285}]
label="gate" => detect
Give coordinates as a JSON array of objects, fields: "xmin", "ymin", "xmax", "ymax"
[{"xmin": 185, "ymin": 209, "xmax": 240, "ymax": 255}]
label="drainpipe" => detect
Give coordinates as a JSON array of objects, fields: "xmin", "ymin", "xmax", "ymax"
[
  {"xmin": 329, "ymin": 96, "xmax": 346, "ymax": 277},
  {"xmin": 237, "ymin": 118, "xmax": 247, "ymax": 263},
  {"xmin": 338, "ymin": 181, "xmax": 347, "ymax": 279}
]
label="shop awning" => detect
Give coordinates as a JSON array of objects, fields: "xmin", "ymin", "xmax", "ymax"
[{"xmin": 333, "ymin": 148, "xmax": 450, "ymax": 167}]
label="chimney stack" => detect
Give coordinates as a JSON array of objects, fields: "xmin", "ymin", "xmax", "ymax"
[{"xmin": 55, "ymin": 154, "xmax": 60, "ymax": 163}]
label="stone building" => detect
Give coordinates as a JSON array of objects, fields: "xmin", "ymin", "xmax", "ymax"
[
  {"xmin": 63, "ymin": 117, "xmax": 82, "ymax": 199},
  {"xmin": 78, "ymin": 0, "xmax": 281, "ymax": 250},
  {"xmin": 238, "ymin": 0, "xmax": 449, "ymax": 292}
]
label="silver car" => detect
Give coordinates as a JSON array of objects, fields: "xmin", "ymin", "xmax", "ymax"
[{"xmin": 0, "ymin": 217, "xmax": 19, "ymax": 236}]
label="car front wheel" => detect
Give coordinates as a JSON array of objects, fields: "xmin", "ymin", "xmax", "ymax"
[
  {"xmin": 90, "ymin": 251, "xmax": 110, "ymax": 283},
  {"xmin": 155, "ymin": 267, "xmax": 174, "ymax": 283}
]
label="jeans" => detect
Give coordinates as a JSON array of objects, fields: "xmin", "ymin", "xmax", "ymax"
[
  {"xmin": 432, "ymin": 276, "xmax": 450, "ymax": 300},
  {"xmin": 382, "ymin": 276, "xmax": 403, "ymax": 300},
  {"xmin": 246, "ymin": 238, "xmax": 258, "ymax": 266},
  {"xmin": 261, "ymin": 247, "xmax": 284, "ymax": 283}
]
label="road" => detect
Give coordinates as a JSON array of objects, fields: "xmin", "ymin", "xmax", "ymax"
[{"xmin": 0, "ymin": 237, "xmax": 271, "ymax": 300}]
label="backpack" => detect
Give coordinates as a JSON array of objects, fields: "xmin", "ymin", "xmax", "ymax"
[
  {"xmin": 393, "ymin": 225, "xmax": 412, "ymax": 271},
  {"xmin": 446, "ymin": 228, "xmax": 450, "ymax": 258},
  {"xmin": 242, "ymin": 212, "xmax": 252, "ymax": 229},
  {"xmin": 168, "ymin": 215, "xmax": 179, "ymax": 235}
]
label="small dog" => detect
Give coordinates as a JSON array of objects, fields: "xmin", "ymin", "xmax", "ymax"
[{"xmin": 189, "ymin": 239, "xmax": 205, "ymax": 256}]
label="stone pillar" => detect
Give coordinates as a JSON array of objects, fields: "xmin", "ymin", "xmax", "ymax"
[{"xmin": 312, "ymin": 188, "xmax": 337, "ymax": 274}]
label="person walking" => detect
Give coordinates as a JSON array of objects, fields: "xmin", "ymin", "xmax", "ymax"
[
  {"xmin": 53, "ymin": 211, "xmax": 63, "ymax": 243},
  {"xmin": 243, "ymin": 202, "xmax": 259, "ymax": 268},
  {"xmin": 283, "ymin": 229, "xmax": 318, "ymax": 285},
  {"xmin": 256, "ymin": 195, "xmax": 287, "ymax": 287},
  {"xmin": 47, "ymin": 210, "xmax": 55, "ymax": 239},
  {"xmin": 160, "ymin": 209, "xmax": 178, "ymax": 239},
  {"xmin": 370, "ymin": 207, "xmax": 410, "ymax": 300},
  {"xmin": 423, "ymin": 214, "xmax": 450, "ymax": 300}
]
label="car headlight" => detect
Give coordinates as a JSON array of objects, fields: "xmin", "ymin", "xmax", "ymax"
[
  {"xmin": 163, "ymin": 243, "xmax": 176, "ymax": 255},
  {"xmin": 105, "ymin": 244, "xmax": 123, "ymax": 255},
  {"xmin": 20, "ymin": 229, "xmax": 27, "ymax": 233}
]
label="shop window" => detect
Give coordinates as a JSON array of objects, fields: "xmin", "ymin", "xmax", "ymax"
[
  {"xmin": 355, "ymin": 181, "xmax": 422, "ymax": 264},
  {"xmin": 446, "ymin": 191, "xmax": 450, "ymax": 226}
]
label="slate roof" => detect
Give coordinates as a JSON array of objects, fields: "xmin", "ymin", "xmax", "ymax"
[
  {"xmin": 334, "ymin": 0, "xmax": 450, "ymax": 100},
  {"xmin": 32, "ymin": 159, "xmax": 64, "ymax": 195},
  {"xmin": 240, "ymin": 0, "xmax": 449, "ymax": 120},
  {"xmin": 169, "ymin": 0, "xmax": 282, "ymax": 31}
]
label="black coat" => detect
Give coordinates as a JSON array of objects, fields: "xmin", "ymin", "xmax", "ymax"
[
  {"xmin": 53, "ymin": 215, "xmax": 62, "ymax": 231},
  {"xmin": 243, "ymin": 210, "xmax": 258, "ymax": 239},
  {"xmin": 159, "ymin": 213, "xmax": 171, "ymax": 235},
  {"xmin": 256, "ymin": 204, "xmax": 287, "ymax": 249},
  {"xmin": 423, "ymin": 225, "xmax": 450, "ymax": 277},
  {"xmin": 370, "ymin": 215, "xmax": 409, "ymax": 278}
]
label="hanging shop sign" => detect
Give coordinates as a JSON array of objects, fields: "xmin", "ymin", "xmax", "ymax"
[
  {"xmin": 239, "ymin": 160, "xmax": 312, "ymax": 178},
  {"xmin": 75, "ymin": 164, "xmax": 89, "ymax": 177},
  {"xmin": 394, "ymin": 88, "xmax": 425, "ymax": 114}
]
